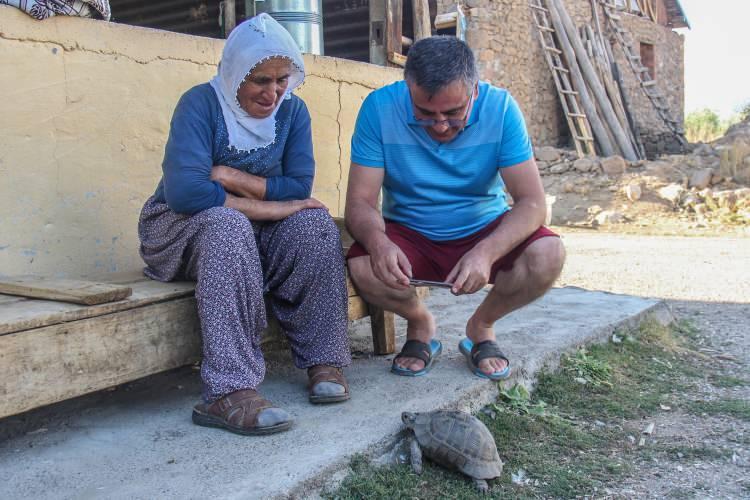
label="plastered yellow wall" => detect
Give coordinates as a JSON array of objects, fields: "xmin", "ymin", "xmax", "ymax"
[{"xmin": 0, "ymin": 6, "xmax": 400, "ymax": 279}]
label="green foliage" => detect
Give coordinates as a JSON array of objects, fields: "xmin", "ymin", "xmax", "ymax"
[
  {"xmin": 494, "ymin": 383, "xmax": 548, "ymax": 416},
  {"xmin": 688, "ymin": 399, "xmax": 750, "ymax": 421},
  {"xmin": 684, "ymin": 108, "xmax": 748, "ymax": 143},
  {"xmin": 563, "ymin": 348, "xmax": 613, "ymax": 387},
  {"xmin": 685, "ymin": 108, "xmax": 730, "ymax": 143},
  {"xmin": 738, "ymin": 101, "xmax": 750, "ymax": 121}
]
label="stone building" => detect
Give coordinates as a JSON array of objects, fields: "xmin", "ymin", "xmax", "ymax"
[{"xmin": 435, "ymin": 0, "xmax": 689, "ymax": 156}]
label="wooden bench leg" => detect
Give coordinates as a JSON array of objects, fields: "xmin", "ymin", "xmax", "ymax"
[{"xmin": 368, "ymin": 304, "xmax": 396, "ymax": 355}]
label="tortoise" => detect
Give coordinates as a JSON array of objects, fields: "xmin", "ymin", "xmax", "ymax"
[{"xmin": 401, "ymin": 410, "xmax": 504, "ymax": 493}]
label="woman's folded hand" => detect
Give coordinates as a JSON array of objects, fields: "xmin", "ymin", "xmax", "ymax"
[{"xmin": 225, "ymin": 194, "xmax": 327, "ymax": 221}]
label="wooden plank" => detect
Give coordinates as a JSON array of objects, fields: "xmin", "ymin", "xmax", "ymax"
[
  {"xmin": 0, "ymin": 297, "xmax": 201, "ymax": 419},
  {"xmin": 388, "ymin": 51, "xmax": 408, "ymax": 67},
  {"xmin": 333, "ymin": 217, "xmax": 354, "ymax": 252},
  {"xmin": 346, "ymin": 275, "xmax": 358, "ymax": 297},
  {"xmin": 385, "ymin": 0, "xmax": 403, "ymax": 67},
  {"xmin": 434, "ymin": 11, "xmax": 458, "ymax": 29},
  {"xmin": 368, "ymin": 305, "xmax": 396, "ymax": 355},
  {"xmin": 223, "ymin": 0, "xmax": 236, "ymax": 36},
  {"xmin": 0, "ymin": 277, "xmax": 132, "ymax": 306},
  {"xmin": 411, "ymin": 0, "xmax": 431, "ymax": 41},
  {"xmin": 348, "ymin": 295, "xmax": 369, "ymax": 320},
  {"xmin": 0, "ymin": 279, "xmax": 195, "ymax": 336}
]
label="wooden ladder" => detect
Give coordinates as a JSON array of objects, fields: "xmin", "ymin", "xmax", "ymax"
[
  {"xmin": 599, "ymin": 1, "xmax": 687, "ymax": 146},
  {"xmin": 530, "ymin": 0, "xmax": 596, "ymax": 157}
]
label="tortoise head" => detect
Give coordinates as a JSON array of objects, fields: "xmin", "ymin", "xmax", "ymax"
[{"xmin": 401, "ymin": 412, "xmax": 418, "ymax": 428}]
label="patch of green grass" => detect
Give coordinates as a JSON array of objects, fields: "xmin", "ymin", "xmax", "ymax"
[
  {"xmin": 563, "ymin": 348, "xmax": 613, "ymax": 387},
  {"xmin": 324, "ymin": 412, "xmax": 630, "ymax": 499},
  {"xmin": 709, "ymin": 374, "xmax": 749, "ymax": 388},
  {"xmin": 326, "ymin": 319, "xmax": 714, "ymax": 499},
  {"xmin": 687, "ymin": 399, "xmax": 750, "ymax": 421},
  {"xmin": 535, "ymin": 320, "xmax": 699, "ymax": 422}
]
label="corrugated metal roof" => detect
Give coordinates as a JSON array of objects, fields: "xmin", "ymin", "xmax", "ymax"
[{"xmin": 109, "ymin": 0, "xmax": 231, "ymax": 38}]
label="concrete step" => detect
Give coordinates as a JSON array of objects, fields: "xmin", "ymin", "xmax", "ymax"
[{"xmin": 0, "ymin": 287, "xmax": 670, "ymax": 500}]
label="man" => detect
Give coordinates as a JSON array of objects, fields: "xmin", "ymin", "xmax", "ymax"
[{"xmin": 345, "ymin": 36, "xmax": 565, "ymax": 380}]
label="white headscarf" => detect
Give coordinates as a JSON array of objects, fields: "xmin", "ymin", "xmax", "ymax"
[{"xmin": 210, "ymin": 13, "xmax": 305, "ymax": 152}]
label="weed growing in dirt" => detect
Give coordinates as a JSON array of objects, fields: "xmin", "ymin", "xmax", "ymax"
[
  {"xmin": 709, "ymin": 374, "xmax": 749, "ymax": 388},
  {"xmin": 324, "ymin": 319, "xmax": 717, "ymax": 499},
  {"xmin": 687, "ymin": 398, "xmax": 750, "ymax": 421}
]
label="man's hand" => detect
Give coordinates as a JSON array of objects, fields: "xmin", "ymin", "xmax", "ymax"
[
  {"xmin": 369, "ymin": 236, "xmax": 413, "ymax": 290},
  {"xmin": 445, "ymin": 244, "xmax": 495, "ymax": 295}
]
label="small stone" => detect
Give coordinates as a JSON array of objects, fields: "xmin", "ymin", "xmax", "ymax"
[
  {"xmin": 587, "ymin": 205, "xmax": 603, "ymax": 215},
  {"xmin": 549, "ymin": 163, "xmax": 569, "ymax": 174},
  {"xmin": 693, "ymin": 143, "xmax": 714, "ymax": 156},
  {"xmin": 536, "ymin": 160, "xmax": 550, "ymax": 171},
  {"xmin": 624, "ymin": 183, "xmax": 642, "ymax": 202},
  {"xmin": 573, "ymin": 157, "xmax": 596, "ymax": 172},
  {"xmin": 657, "ymin": 183, "xmax": 684, "ymax": 205},
  {"xmin": 682, "ymin": 194, "xmax": 699, "ymax": 208},
  {"xmin": 689, "ymin": 168, "xmax": 714, "ymax": 189},
  {"xmin": 627, "ymin": 435, "xmax": 636, "ymax": 445},
  {"xmin": 595, "ymin": 210, "xmax": 624, "ymax": 225},
  {"xmin": 600, "ymin": 155, "xmax": 627, "ymax": 176},
  {"xmin": 563, "ymin": 182, "xmax": 575, "ymax": 193},
  {"xmin": 535, "ymin": 146, "xmax": 562, "ymax": 163},
  {"xmin": 711, "ymin": 173, "xmax": 724, "ymax": 185}
]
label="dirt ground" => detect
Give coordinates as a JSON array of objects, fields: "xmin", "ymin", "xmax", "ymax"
[{"xmin": 557, "ymin": 230, "xmax": 750, "ymax": 498}]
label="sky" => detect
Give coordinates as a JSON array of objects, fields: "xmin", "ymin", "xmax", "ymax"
[{"xmin": 677, "ymin": 0, "xmax": 750, "ymax": 118}]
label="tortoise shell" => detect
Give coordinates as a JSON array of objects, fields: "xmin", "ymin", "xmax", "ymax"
[{"xmin": 411, "ymin": 410, "xmax": 503, "ymax": 480}]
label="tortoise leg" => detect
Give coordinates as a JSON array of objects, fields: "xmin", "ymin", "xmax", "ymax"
[
  {"xmin": 409, "ymin": 438, "xmax": 423, "ymax": 474},
  {"xmin": 473, "ymin": 478, "xmax": 489, "ymax": 494}
]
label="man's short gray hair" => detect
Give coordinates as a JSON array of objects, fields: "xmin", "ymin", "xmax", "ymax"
[{"xmin": 404, "ymin": 36, "xmax": 478, "ymax": 95}]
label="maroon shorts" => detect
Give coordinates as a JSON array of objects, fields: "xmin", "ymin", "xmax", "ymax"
[{"xmin": 346, "ymin": 213, "xmax": 558, "ymax": 284}]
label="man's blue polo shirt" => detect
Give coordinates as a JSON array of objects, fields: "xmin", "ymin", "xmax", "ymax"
[{"xmin": 351, "ymin": 80, "xmax": 533, "ymax": 241}]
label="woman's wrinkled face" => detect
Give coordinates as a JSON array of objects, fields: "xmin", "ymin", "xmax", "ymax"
[{"xmin": 237, "ymin": 57, "xmax": 292, "ymax": 118}]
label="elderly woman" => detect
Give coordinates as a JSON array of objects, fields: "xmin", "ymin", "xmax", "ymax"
[{"xmin": 138, "ymin": 14, "xmax": 351, "ymax": 436}]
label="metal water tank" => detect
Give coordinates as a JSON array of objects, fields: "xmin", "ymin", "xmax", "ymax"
[{"xmin": 247, "ymin": 0, "xmax": 324, "ymax": 55}]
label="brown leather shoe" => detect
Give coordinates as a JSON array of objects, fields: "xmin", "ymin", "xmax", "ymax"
[
  {"xmin": 192, "ymin": 389, "xmax": 292, "ymax": 436},
  {"xmin": 307, "ymin": 365, "xmax": 350, "ymax": 404}
]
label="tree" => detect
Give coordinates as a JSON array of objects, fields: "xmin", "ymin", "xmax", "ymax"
[{"xmin": 685, "ymin": 109, "xmax": 727, "ymax": 143}]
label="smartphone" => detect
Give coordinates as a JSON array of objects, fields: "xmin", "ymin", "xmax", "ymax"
[{"xmin": 409, "ymin": 279, "xmax": 454, "ymax": 289}]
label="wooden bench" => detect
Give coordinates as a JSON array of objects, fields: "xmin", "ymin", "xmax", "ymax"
[{"xmin": 0, "ymin": 220, "xmax": 423, "ymax": 419}]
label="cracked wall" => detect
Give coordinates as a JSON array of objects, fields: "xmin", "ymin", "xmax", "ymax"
[{"xmin": 0, "ymin": 6, "xmax": 400, "ymax": 278}]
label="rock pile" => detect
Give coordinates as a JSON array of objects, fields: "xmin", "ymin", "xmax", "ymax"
[{"xmin": 535, "ymin": 118, "xmax": 750, "ymax": 228}]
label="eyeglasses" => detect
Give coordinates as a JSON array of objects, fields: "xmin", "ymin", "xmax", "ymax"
[{"xmin": 411, "ymin": 91, "xmax": 474, "ymax": 128}]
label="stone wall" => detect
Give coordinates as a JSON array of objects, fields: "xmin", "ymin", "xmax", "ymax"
[
  {"xmin": 618, "ymin": 12, "xmax": 685, "ymax": 156},
  {"xmin": 438, "ymin": 0, "xmax": 685, "ymax": 156}
]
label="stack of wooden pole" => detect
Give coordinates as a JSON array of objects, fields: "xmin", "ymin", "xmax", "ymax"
[{"xmin": 548, "ymin": 0, "xmax": 644, "ymax": 160}]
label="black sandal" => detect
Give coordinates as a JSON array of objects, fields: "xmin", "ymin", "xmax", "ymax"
[
  {"xmin": 391, "ymin": 339, "xmax": 443, "ymax": 376},
  {"xmin": 458, "ymin": 338, "xmax": 511, "ymax": 380}
]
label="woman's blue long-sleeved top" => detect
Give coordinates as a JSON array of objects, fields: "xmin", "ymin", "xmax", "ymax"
[{"xmin": 152, "ymin": 83, "xmax": 315, "ymax": 214}]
